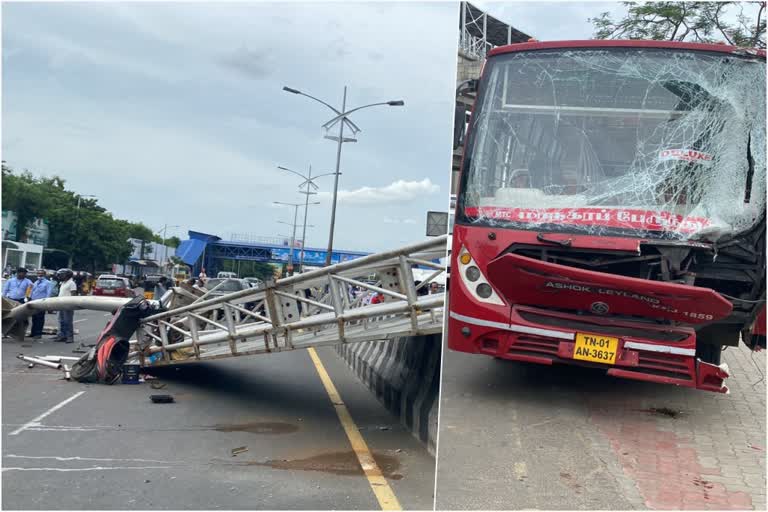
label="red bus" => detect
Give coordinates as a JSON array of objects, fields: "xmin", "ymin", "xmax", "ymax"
[{"xmin": 448, "ymin": 40, "xmax": 766, "ymax": 393}]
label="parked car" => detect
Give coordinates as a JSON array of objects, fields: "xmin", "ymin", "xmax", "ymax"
[
  {"xmin": 204, "ymin": 278, "xmax": 256, "ymax": 315},
  {"xmin": 243, "ymin": 277, "xmax": 264, "ymax": 289},
  {"xmin": 93, "ymin": 275, "xmax": 134, "ymax": 297},
  {"xmin": 204, "ymin": 278, "xmax": 250, "ymax": 297},
  {"xmin": 217, "ymin": 271, "xmax": 238, "ymax": 279}
]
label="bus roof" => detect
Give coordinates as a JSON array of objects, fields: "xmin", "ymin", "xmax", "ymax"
[{"xmin": 488, "ymin": 40, "xmax": 766, "ymax": 59}]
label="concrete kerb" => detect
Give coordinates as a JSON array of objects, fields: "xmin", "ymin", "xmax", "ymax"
[{"xmin": 335, "ymin": 334, "xmax": 441, "ymax": 455}]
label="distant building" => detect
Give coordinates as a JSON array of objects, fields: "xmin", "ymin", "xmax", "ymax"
[
  {"xmin": 2, "ymin": 240, "xmax": 44, "ymax": 273},
  {"xmin": 111, "ymin": 238, "xmax": 177, "ymax": 277}
]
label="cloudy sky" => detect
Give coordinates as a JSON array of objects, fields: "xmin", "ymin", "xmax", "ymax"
[
  {"xmin": 2, "ymin": 2, "xmax": 457, "ymax": 253},
  {"xmin": 480, "ymin": 1, "xmax": 626, "ymax": 40}
]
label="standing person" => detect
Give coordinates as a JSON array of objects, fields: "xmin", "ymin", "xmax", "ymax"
[
  {"xmin": 370, "ymin": 291, "xmax": 386, "ymax": 304},
  {"xmin": 29, "ymin": 269, "xmax": 54, "ymax": 339},
  {"xmin": 154, "ymin": 276, "xmax": 169, "ymax": 300},
  {"xmin": 2, "ymin": 267, "xmax": 32, "ymax": 304},
  {"xmin": 73, "ymin": 271, "xmax": 85, "ymax": 296},
  {"xmin": 55, "ymin": 268, "xmax": 77, "ymax": 343}
]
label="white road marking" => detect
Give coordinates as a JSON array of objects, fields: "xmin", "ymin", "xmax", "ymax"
[
  {"xmin": 73, "ymin": 319, "xmax": 88, "ymax": 324},
  {"xmin": 2, "ymin": 372, "xmax": 62, "ymax": 376},
  {"xmin": 5, "ymin": 454, "xmax": 178, "ymax": 464},
  {"xmin": 9, "ymin": 391, "xmax": 86, "ymax": 436},
  {"xmin": 2, "ymin": 466, "xmax": 170, "ymax": 472}
]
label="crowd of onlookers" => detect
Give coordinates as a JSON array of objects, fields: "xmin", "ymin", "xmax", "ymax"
[{"xmin": 2, "ymin": 267, "xmax": 78, "ymax": 343}]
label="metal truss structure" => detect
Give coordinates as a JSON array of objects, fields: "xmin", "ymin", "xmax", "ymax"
[
  {"xmin": 136, "ymin": 236, "xmax": 447, "ymax": 366},
  {"xmin": 3, "ymin": 238, "xmax": 447, "ymax": 367},
  {"xmin": 459, "ymin": 2, "xmax": 532, "ymax": 61}
]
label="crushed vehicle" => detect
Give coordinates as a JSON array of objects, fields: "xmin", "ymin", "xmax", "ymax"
[{"xmin": 448, "ymin": 40, "xmax": 766, "ymax": 393}]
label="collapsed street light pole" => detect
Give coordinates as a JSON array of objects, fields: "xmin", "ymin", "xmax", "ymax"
[{"xmin": 282, "ymin": 85, "xmax": 405, "ymax": 266}]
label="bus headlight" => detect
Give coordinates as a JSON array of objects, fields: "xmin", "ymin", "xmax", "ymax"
[
  {"xmin": 456, "ymin": 246, "xmax": 505, "ymax": 306},
  {"xmin": 476, "ymin": 283, "xmax": 493, "ymax": 298}
]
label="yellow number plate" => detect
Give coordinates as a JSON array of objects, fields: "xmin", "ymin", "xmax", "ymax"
[{"xmin": 573, "ymin": 333, "xmax": 619, "ymax": 365}]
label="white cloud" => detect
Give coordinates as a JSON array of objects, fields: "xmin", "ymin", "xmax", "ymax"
[
  {"xmin": 320, "ymin": 178, "xmax": 440, "ymax": 206},
  {"xmin": 383, "ymin": 217, "xmax": 417, "ymax": 225}
]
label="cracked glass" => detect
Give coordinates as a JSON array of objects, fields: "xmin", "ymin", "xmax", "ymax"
[{"xmin": 460, "ymin": 48, "xmax": 766, "ymax": 241}]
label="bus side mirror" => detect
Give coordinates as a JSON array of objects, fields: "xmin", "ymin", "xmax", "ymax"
[{"xmin": 454, "ymin": 103, "xmax": 468, "ymax": 150}]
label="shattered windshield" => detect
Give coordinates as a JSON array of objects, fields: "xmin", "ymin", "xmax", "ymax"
[{"xmin": 459, "ymin": 48, "xmax": 766, "ymax": 241}]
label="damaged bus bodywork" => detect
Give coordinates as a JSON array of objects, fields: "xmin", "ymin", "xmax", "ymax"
[{"xmin": 449, "ymin": 40, "xmax": 766, "ymax": 393}]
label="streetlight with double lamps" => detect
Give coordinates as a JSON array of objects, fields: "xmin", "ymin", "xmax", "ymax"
[
  {"xmin": 273, "ymin": 201, "xmax": 320, "ymax": 276},
  {"xmin": 277, "ymin": 164, "xmax": 336, "ymax": 272},
  {"xmin": 282, "ymin": 85, "xmax": 404, "ymax": 266},
  {"xmin": 155, "ymin": 224, "xmax": 180, "ymax": 271}
]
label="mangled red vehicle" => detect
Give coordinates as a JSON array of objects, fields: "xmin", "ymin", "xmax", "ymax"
[{"xmin": 449, "ymin": 40, "xmax": 766, "ymax": 393}]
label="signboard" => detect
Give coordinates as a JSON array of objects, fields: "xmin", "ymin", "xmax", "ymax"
[
  {"xmin": 426, "ymin": 211, "xmax": 449, "ymax": 237},
  {"xmin": 271, "ymin": 247, "xmax": 365, "ymax": 266},
  {"xmin": 2, "ymin": 210, "xmax": 49, "ymax": 246}
]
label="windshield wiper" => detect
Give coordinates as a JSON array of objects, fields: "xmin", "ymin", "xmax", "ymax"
[
  {"xmin": 745, "ymin": 133, "xmax": 755, "ymax": 203},
  {"xmin": 537, "ymin": 233, "xmax": 573, "ymax": 247}
]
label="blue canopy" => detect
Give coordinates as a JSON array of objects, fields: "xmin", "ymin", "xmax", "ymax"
[{"xmin": 176, "ymin": 239, "xmax": 207, "ymax": 266}]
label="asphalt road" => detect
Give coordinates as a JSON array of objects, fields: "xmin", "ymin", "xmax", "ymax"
[
  {"xmin": 435, "ymin": 342, "xmax": 766, "ymax": 510},
  {"xmin": 2, "ymin": 309, "xmax": 435, "ymax": 510}
]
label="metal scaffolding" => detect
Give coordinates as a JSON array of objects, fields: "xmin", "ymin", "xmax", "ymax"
[
  {"xmin": 459, "ymin": 2, "xmax": 532, "ymax": 60},
  {"xmin": 137, "ymin": 236, "xmax": 447, "ymax": 366}
]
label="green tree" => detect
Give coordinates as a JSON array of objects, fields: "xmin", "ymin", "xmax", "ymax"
[
  {"xmin": 2, "ymin": 165, "xmax": 142, "ymax": 272},
  {"xmin": 166, "ymin": 236, "xmax": 182, "ymax": 248},
  {"xmin": 591, "ymin": 2, "xmax": 766, "ymax": 48},
  {"xmin": 1, "ymin": 163, "xmax": 48, "ymax": 241}
]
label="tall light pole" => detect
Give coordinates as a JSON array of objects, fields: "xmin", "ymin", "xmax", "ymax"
[
  {"xmin": 155, "ymin": 224, "xmax": 180, "ymax": 272},
  {"xmin": 274, "ymin": 201, "xmax": 319, "ymax": 276},
  {"xmin": 277, "ymin": 164, "xmax": 336, "ymax": 272},
  {"xmin": 69, "ymin": 194, "xmax": 96, "ymax": 268},
  {"xmin": 282, "ymin": 85, "xmax": 404, "ymax": 266}
]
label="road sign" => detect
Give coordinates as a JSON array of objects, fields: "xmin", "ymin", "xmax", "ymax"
[{"xmin": 426, "ymin": 211, "xmax": 449, "ymax": 237}]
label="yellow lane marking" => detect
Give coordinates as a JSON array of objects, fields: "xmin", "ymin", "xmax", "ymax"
[
  {"xmin": 514, "ymin": 461, "xmax": 528, "ymax": 481},
  {"xmin": 307, "ymin": 347, "xmax": 402, "ymax": 511}
]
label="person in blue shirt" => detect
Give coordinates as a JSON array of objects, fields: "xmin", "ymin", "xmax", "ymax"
[
  {"xmin": 2, "ymin": 267, "xmax": 32, "ymax": 304},
  {"xmin": 29, "ymin": 269, "xmax": 54, "ymax": 339}
]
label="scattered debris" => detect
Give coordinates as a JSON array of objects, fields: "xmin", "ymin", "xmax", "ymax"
[
  {"xmin": 231, "ymin": 446, "xmax": 249, "ymax": 457},
  {"xmin": 214, "ymin": 422, "xmax": 298, "ymax": 435},
  {"xmin": 41, "ymin": 355, "xmax": 80, "ymax": 362},
  {"xmin": 748, "ymin": 443, "xmax": 763, "ymax": 451},
  {"xmin": 638, "ymin": 407, "xmax": 681, "ymax": 418},
  {"xmin": 150, "ymin": 381, "xmax": 166, "ymax": 390},
  {"xmin": 693, "ymin": 477, "xmax": 714, "ymax": 489},
  {"xmin": 122, "ymin": 362, "xmax": 140, "ymax": 384},
  {"xmin": 27, "ymin": 363, "xmax": 34, "ymax": 369},
  {"xmin": 149, "ymin": 394, "xmax": 174, "ymax": 404},
  {"xmin": 17, "ymin": 354, "xmax": 61, "ymax": 370}
]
